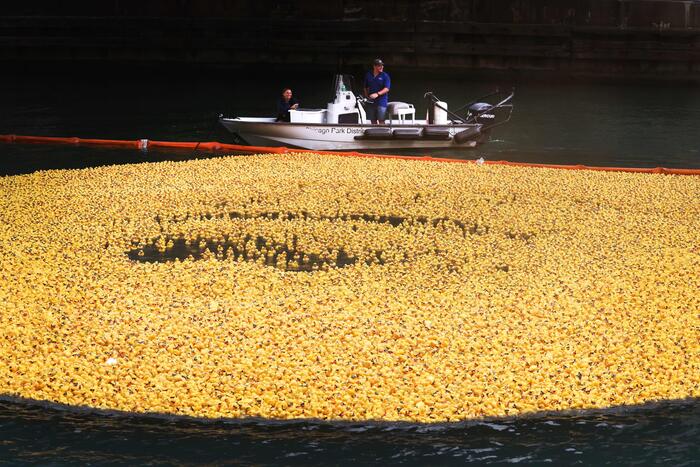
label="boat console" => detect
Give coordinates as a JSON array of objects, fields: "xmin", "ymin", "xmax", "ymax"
[{"xmin": 323, "ymin": 75, "xmax": 363, "ymax": 124}]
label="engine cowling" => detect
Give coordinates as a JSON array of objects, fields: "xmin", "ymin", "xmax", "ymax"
[{"xmin": 467, "ymin": 103, "xmax": 495, "ymax": 125}]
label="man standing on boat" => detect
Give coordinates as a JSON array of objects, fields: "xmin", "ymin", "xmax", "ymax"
[
  {"xmin": 364, "ymin": 59, "xmax": 391, "ymax": 124},
  {"xmin": 276, "ymin": 88, "xmax": 299, "ymax": 122}
]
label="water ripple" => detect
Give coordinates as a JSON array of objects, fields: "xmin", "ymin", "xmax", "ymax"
[{"xmin": 0, "ymin": 399, "xmax": 697, "ymax": 465}]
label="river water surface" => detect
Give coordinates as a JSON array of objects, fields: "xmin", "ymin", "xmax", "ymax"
[
  {"xmin": 0, "ymin": 69, "xmax": 698, "ymax": 465},
  {"xmin": 2, "ymin": 69, "xmax": 700, "ymax": 173}
]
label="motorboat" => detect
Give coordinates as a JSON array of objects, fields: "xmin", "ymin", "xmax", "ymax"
[{"xmin": 219, "ymin": 75, "xmax": 514, "ymax": 151}]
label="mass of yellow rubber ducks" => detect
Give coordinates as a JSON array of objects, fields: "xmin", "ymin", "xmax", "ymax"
[{"xmin": 0, "ymin": 153, "xmax": 698, "ymax": 423}]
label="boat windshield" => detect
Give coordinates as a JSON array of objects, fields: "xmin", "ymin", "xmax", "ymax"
[{"xmin": 332, "ymin": 74, "xmax": 356, "ymax": 97}]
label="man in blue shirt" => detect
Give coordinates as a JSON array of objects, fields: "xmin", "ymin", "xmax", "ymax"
[{"xmin": 363, "ymin": 59, "xmax": 391, "ymax": 124}]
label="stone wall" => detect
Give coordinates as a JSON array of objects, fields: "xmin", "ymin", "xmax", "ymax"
[
  {"xmin": 3, "ymin": 1, "xmax": 700, "ymax": 79},
  {"xmin": 6, "ymin": 0, "xmax": 700, "ymax": 28}
]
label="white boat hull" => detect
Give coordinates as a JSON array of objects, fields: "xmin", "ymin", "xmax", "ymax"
[{"xmin": 220, "ymin": 118, "xmax": 480, "ymax": 151}]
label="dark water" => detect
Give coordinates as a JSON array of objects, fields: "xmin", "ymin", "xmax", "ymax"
[
  {"xmin": 1, "ymin": 68, "xmax": 699, "ymax": 175},
  {"xmin": 1, "ymin": 68, "xmax": 699, "ymax": 465},
  {"xmin": 1, "ymin": 399, "xmax": 698, "ymax": 466}
]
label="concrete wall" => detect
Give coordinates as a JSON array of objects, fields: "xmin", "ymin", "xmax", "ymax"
[{"xmin": 3, "ymin": 1, "xmax": 700, "ymax": 80}]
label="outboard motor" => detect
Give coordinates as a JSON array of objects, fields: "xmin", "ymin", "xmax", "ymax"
[
  {"xmin": 425, "ymin": 89, "xmax": 514, "ymax": 143},
  {"xmin": 467, "ymin": 103, "xmax": 495, "ymax": 125},
  {"xmin": 467, "ymin": 102, "xmax": 512, "ymax": 127}
]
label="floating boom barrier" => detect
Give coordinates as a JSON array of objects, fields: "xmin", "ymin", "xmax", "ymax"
[{"xmin": 1, "ymin": 134, "xmax": 699, "ymax": 176}]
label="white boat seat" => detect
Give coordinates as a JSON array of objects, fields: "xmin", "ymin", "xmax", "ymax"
[{"xmin": 387, "ymin": 101, "xmax": 415, "ymax": 124}]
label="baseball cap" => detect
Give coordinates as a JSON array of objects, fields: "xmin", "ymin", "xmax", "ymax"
[{"xmin": 373, "ymin": 58, "xmax": 384, "ymax": 66}]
